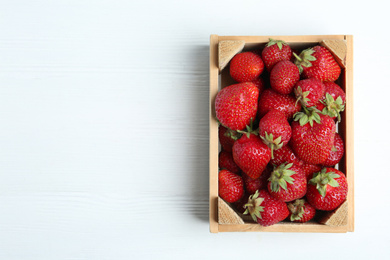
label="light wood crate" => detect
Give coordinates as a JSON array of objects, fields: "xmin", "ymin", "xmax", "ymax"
[{"xmin": 209, "ymin": 35, "xmax": 354, "ymax": 233}]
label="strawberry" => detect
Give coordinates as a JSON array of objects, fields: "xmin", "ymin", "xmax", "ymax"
[
  {"xmin": 251, "ymin": 77, "xmax": 265, "ymax": 94},
  {"xmin": 270, "ymin": 144, "xmax": 301, "ymax": 166},
  {"xmin": 306, "ymin": 168, "xmax": 348, "ymax": 211},
  {"xmin": 218, "ymin": 169, "xmax": 244, "ymax": 203},
  {"xmin": 243, "ymin": 189, "xmax": 289, "ymax": 226},
  {"xmin": 270, "ymin": 60, "xmax": 300, "ymax": 95},
  {"xmin": 262, "ymin": 39, "xmax": 292, "ymax": 72},
  {"xmin": 218, "ymin": 125, "xmax": 240, "ymax": 152},
  {"xmin": 300, "ymin": 162, "xmax": 322, "ymax": 178},
  {"xmin": 294, "ymin": 78, "xmax": 325, "ymax": 108},
  {"xmin": 259, "ymin": 110, "xmax": 292, "ymax": 157},
  {"xmin": 294, "ymin": 46, "xmax": 341, "ymax": 82},
  {"xmin": 258, "ymin": 89, "xmax": 301, "ymax": 120},
  {"xmin": 291, "ymin": 113, "xmax": 336, "ymax": 165},
  {"xmin": 287, "ymin": 199, "xmax": 316, "ymax": 223},
  {"xmin": 322, "ymin": 133, "xmax": 344, "ymax": 167},
  {"xmin": 215, "ymin": 82, "xmax": 259, "ymax": 131},
  {"xmin": 268, "ymin": 163, "xmax": 307, "ymax": 202},
  {"xmin": 230, "ymin": 52, "xmax": 264, "ymax": 82},
  {"xmin": 242, "ymin": 165, "xmax": 272, "ymax": 194},
  {"xmin": 232, "ymin": 134, "xmax": 271, "ymax": 180},
  {"xmin": 219, "ymin": 150, "xmax": 241, "ymax": 174},
  {"xmin": 317, "ymin": 82, "xmax": 346, "ymax": 122},
  {"xmin": 233, "ymin": 193, "xmax": 250, "ymax": 214}
]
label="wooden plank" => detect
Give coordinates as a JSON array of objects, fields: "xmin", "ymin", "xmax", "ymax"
[
  {"xmin": 218, "ymin": 35, "xmax": 346, "ymax": 43},
  {"xmin": 209, "ymin": 34, "xmax": 219, "ymax": 233},
  {"xmin": 218, "ymin": 198, "xmax": 244, "ymax": 224},
  {"xmin": 345, "ymin": 35, "xmax": 355, "ymax": 232},
  {"xmin": 218, "ymin": 222, "xmax": 348, "ymax": 233},
  {"xmin": 320, "ymin": 39, "xmax": 347, "ymax": 68},
  {"xmin": 218, "ymin": 40, "xmax": 245, "ymax": 72},
  {"xmin": 319, "ymin": 201, "xmax": 348, "ymax": 226}
]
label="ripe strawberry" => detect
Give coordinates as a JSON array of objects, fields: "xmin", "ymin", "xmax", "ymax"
[
  {"xmin": 300, "ymin": 162, "xmax": 322, "ymax": 178},
  {"xmin": 243, "ymin": 189, "xmax": 289, "ymax": 226},
  {"xmin": 232, "ymin": 134, "xmax": 271, "ymax": 180},
  {"xmin": 230, "ymin": 52, "xmax": 264, "ymax": 82},
  {"xmin": 218, "ymin": 169, "xmax": 244, "ymax": 203},
  {"xmin": 295, "ymin": 46, "xmax": 341, "ymax": 82},
  {"xmin": 317, "ymin": 82, "xmax": 346, "ymax": 122},
  {"xmin": 242, "ymin": 165, "xmax": 272, "ymax": 194},
  {"xmin": 322, "ymin": 133, "xmax": 344, "ymax": 166},
  {"xmin": 270, "ymin": 60, "xmax": 300, "ymax": 95},
  {"xmin": 270, "ymin": 144, "xmax": 301, "ymax": 166},
  {"xmin": 287, "ymin": 199, "xmax": 316, "ymax": 223},
  {"xmin": 219, "ymin": 150, "xmax": 241, "ymax": 174},
  {"xmin": 291, "ymin": 113, "xmax": 336, "ymax": 165},
  {"xmin": 262, "ymin": 39, "xmax": 292, "ymax": 72},
  {"xmin": 306, "ymin": 168, "xmax": 348, "ymax": 211},
  {"xmin": 218, "ymin": 125, "xmax": 240, "ymax": 152},
  {"xmin": 258, "ymin": 89, "xmax": 301, "ymax": 120},
  {"xmin": 294, "ymin": 78, "xmax": 325, "ymax": 108},
  {"xmin": 251, "ymin": 77, "xmax": 265, "ymax": 94},
  {"xmin": 259, "ymin": 110, "xmax": 292, "ymax": 157},
  {"xmin": 268, "ymin": 163, "xmax": 307, "ymax": 202},
  {"xmin": 215, "ymin": 82, "xmax": 259, "ymax": 131},
  {"xmin": 233, "ymin": 193, "xmax": 250, "ymax": 214}
]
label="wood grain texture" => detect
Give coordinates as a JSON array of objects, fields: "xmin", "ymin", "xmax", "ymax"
[
  {"xmin": 319, "ymin": 201, "xmax": 348, "ymax": 226},
  {"xmin": 218, "ymin": 40, "xmax": 245, "ymax": 72},
  {"xmin": 218, "ymin": 198, "xmax": 244, "ymax": 224}
]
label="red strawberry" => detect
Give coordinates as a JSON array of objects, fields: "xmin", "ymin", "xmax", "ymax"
[
  {"xmin": 295, "ymin": 46, "xmax": 341, "ymax": 82},
  {"xmin": 291, "ymin": 113, "xmax": 336, "ymax": 165},
  {"xmin": 243, "ymin": 189, "xmax": 289, "ymax": 226},
  {"xmin": 215, "ymin": 82, "xmax": 259, "ymax": 131},
  {"xmin": 259, "ymin": 110, "xmax": 292, "ymax": 157},
  {"xmin": 251, "ymin": 77, "xmax": 265, "ymax": 94},
  {"xmin": 219, "ymin": 150, "xmax": 241, "ymax": 174},
  {"xmin": 317, "ymin": 82, "xmax": 346, "ymax": 122},
  {"xmin": 230, "ymin": 52, "xmax": 264, "ymax": 82},
  {"xmin": 306, "ymin": 168, "xmax": 348, "ymax": 211},
  {"xmin": 232, "ymin": 134, "xmax": 271, "ymax": 180},
  {"xmin": 270, "ymin": 144, "xmax": 301, "ymax": 166},
  {"xmin": 242, "ymin": 165, "xmax": 272, "ymax": 194},
  {"xmin": 270, "ymin": 60, "xmax": 300, "ymax": 95},
  {"xmin": 294, "ymin": 78, "xmax": 325, "ymax": 108},
  {"xmin": 322, "ymin": 133, "xmax": 344, "ymax": 166},
  {"xmin": 287, "ymin": 199, "xmax": 316, "ymax": 223},
  {"xmin": 258, "ymin": 89, "xmax": 301, "ymax": 120},
  {"xmin": 218, "ymin": 169, "xmax": 244, "ymax": 203},
  {"xmin": 218, "ymin": 125, "xmax": 240, "ymax": 152},
  {"xmin": 262, "ymin": 39, "xmax": 292, "ymax": 72},
  {"xmin": 233, "ymin": 193, "xmax": 250, "ymax": 214},
  {"xmin": 268, "ymin": 163, "xmax": 307, "ymax": 202},
  {"xmin": 300, "ymin": 162, "xmax": 322, "ymax": 178}
]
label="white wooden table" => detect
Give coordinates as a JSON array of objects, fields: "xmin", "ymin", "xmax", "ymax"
[{"xmin": 0, "ymin": 0, "xmax": 389, "ymax": 259}]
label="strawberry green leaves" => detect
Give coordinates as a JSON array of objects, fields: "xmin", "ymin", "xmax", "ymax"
[
  {"xmin": 321, "ymin": 93, "xmax": 345, "ymax": 122},
  {"xmin": 293, "ymin": 106, "xmax": 322, "ymax": 127},
  {"xmin": 309, "ymin": 168, "xmax": 340, "ymax": 197},
  {"xmin": 243, "ymin": 190, "xmax": 265, "ymax": 221},
  {"xmin": 268, "ymin": 163, "xmax": 296, "ymax": 192},
  {"xmin": 294, "ymin": 48, "xmax": 317, "ymax": 74},
  {"xmin": 266, "ymin": 38, "xmax": 288, "ymax": 50},
  {"xmin": 288, "ymin": 199, "xmax": 306, "ymax": 222},
  {"xmin": 260, "ymin": 131, "xmax": 283, "ymax": 159}
]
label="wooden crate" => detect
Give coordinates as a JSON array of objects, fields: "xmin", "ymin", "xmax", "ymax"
[{"xmin": 209, "ymin": 35, "xmax": 354, "ymax": 233}]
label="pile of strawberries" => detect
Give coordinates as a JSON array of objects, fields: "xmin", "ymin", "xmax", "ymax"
[{"xmin": 216, "ymin": 39, "xmax": 348, "ymax": 226}]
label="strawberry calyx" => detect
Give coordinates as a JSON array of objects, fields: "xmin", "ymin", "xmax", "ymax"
[
  {"xmin": 260, "ymin": 131, "xmax": 283, "ymax": 159},
  {"xmin": 309, "ymin": 168, "xmax": 340, "ymax": 197},
  {"xmin": 294, "ymin": 85, "xmax": 311, "ymax": 107},
  {"xmin": 223, "ymin": 128, "xmax": 242, "ymax": 141},
  {"xmin": 320, "ymin": 93, "xmax": 345, "ymax": 122},
  {"xmin": 293, "ymin": 106, "xmax": 321, "ymax": 127},
  {"xmin": 268, "ymin": 163, "xmax": 296, "ymax": 192},
  {"xmin": 236, "ymin": 118, "xmax": 258, "ymax": 138},
  {"xmin": 266, "ymin": 38, "xmax": 288, "ymax": 50},
  {"xmin": 243, "ymin": 190, "xmax": 264, "ymax": 221},
  {"xmin": 294, "ymin": 48, "xmax": 317, "ymax": 74},
  {"xmin": 288, "ymin": 199, "xmax": 306, "ymax": 221}
]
